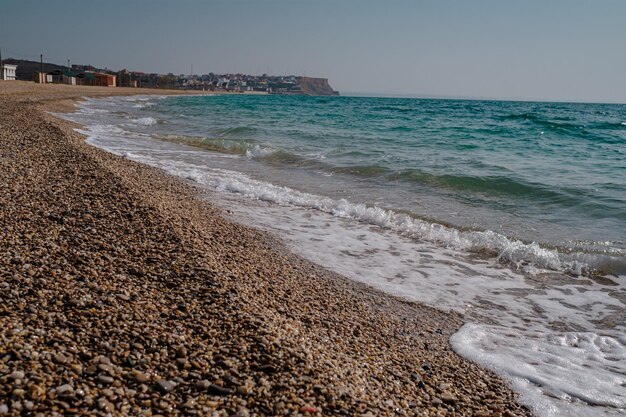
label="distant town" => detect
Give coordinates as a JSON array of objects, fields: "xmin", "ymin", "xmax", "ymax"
[{"xmin": 0, "ymin": 57, "xmax": 339, "ymax": 96}]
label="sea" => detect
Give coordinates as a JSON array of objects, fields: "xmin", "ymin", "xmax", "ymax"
[{"xmin": 59, "ymin": 94, "xmax": 625, "ymax": 417}]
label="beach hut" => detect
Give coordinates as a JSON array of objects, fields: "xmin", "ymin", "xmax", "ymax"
[
  {"xmin": 91, "ymin": 72, "xmax": 117, "ymax": 87},
  {"xmin": 34, "ymin": 72, "xmax": 53, "ymax": 83},
  {"xmin": 62, "ymin": 71, "xmax": 76, "ymax": 85},
  {"xmin": 1, "ymin": 64, "xmax": 17, "ymax": 80},
  {"xmin": 46, "ymin": 69, "xmax": 77, "ymax": 85}
]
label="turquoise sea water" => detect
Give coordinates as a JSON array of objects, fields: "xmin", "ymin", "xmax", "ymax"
[
  {"xmin": 61, "ymin": 95, "xmax": 626, "ymax": 417},
  {"xmin": 153, "ymin": 95, "xmax": 626, "ymax": 274}
]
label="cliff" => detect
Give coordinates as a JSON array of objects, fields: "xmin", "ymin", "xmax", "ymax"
[{"xmin": 296, "ymin": 77, "xmax": 339, "ymax": 96}]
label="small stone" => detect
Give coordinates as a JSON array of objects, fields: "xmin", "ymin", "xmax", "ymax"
[
  {"xmin": 98, "ymin": 363, "xmax": 113, "ymax": 373},
  {"xmin": 98, "ymin": 398, "xmax": 115, "ymax": 413},
  {"xmin": 236, "ymin": 385, "xmax": 250, "ymax": 395},
  {"xmin": 52, "ymin": 353, "xmax": 69, "ymax": 365},
  {"xmin": 195, "ymin": 380, "xmax": 211, "ymax": 390},
  {"xmin": 236, "ymin": 407, "xmax": 250, "ymax": 417},
  {"xmin": 97, "ymin": 374, "xmax": 114, "ymax": 385},
  {"xmin": 28, "ymin": 384, "xmax": 45, "ymax": 400},
  {"xmin": 182, "ymin": 399, "xmax": 197, "ymax": 409},
  {"xmin": 56, "ymin": 384, "xmax": 74, "ymax": 396},
  {"xmin": 71, "ymin": 364, "xmax": 83, "ymax": 375},
  {"xmin": 441, "ymin": 391, "xmax": 457, "ymax": 404},
  {"xmin": 98, "ymin": 356, "xmax": 111, "ymax": 365},
  {"xmin": 155, "ymin": 379, "xmax": 176, "ymax": 394},
  {"xmin": 8, "ymin": 371, "xmax": 25, "ymax": 381},
  {"xmin": 133, "ymin": 372, "xmax": 150, "ymax": 383},
  {"xmin": 0, "ymin": 404, "xmax": 7, "ymax": 414},
  {"xmin": 300, "ymin": 405, "xmax": 317, "ymax": 413},
  {"xmin": 208, "ymin": 384, "xmax": 233, "ymax": 396}
]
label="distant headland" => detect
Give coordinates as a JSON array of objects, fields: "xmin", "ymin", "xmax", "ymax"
[{"xmin": 2, "ymin": 58, "xmax": 339, "ymax": 96}]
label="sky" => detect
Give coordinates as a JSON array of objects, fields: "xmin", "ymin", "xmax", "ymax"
[{"xmin": 1, "ymin": 0, "xmax": 625, "ymax": 103}]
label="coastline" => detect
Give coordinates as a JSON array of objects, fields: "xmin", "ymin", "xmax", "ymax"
[{"xmin": 0, "ymin": 82, "xmax": 532, "ymax": 416}]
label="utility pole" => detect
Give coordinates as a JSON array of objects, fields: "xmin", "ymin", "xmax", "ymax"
[
  {"xmin": 67, "ymin": 59, "xmax": 70, "ymax": 72},
  {"xmin": 40, "ymin": 54, "xmax": 43, "ymax": 74},
  {"xmin": 0, "ymin": 48, "xmax": 3, "ymax": 81}
]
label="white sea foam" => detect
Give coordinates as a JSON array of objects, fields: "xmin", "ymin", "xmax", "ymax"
[
  {"xmin": 58, "ymin": 96, "xmax": 626, "ymax": 417},
  {"xmin": 245, "ymin": 144, "xmax": 274, "ymax": 158},
  {"xmin": 451, "ymin": 324, "xmax": 626, "ymax": 417},
  {"xmin": 77, "ymin": 107, "xmax": 110, "ymax": 115},
  {"xmin": 131, "ymin": 117, "xmax": 157, "ymax": 126},
  {"xmin": 196, "ymin": 172, "xmax": 589, "ymax": 275}
]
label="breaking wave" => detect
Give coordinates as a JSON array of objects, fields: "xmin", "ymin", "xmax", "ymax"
[{"xmin": 200, "ymin": 170, "xmax": 618, "ymax": 276}]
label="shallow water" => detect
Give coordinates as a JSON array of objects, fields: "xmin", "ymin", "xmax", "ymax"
[{"xmin": 59, "ymin": 95, "xmax": 625, "ymax": 417}]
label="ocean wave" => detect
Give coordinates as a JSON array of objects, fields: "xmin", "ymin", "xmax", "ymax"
[
  {"xmin": 153, "ymin": 134, "xmax": 270, "ymax": 157},
  {"xmin": 204, "ymin": 170, "xmax": 613, "ymax": 275},
  {"xmin": 388, "ymin": 170, "xmax": 576, "ymax": 200},
  {"xmin": 77, "ymin": 107, "xmax": 110, "ymax": 115},
  {"xmin": 499, "ymin": 113, "xmax": 625, "ymax": 139}
]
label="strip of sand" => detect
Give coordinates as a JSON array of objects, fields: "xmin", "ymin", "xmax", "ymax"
[{"xmin": 0, "ymin": 82, "xmax": 532, "ymax": 416}]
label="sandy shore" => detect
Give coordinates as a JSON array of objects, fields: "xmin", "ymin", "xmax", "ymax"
[{"xmin": 0, "ymin": 81, "xmax": 532, "ymax": 416}]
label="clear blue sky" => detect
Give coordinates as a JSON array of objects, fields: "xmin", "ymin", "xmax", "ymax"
[{"xmin": 1, "ymin": 0, "xmax": 625, "ymax": 103}]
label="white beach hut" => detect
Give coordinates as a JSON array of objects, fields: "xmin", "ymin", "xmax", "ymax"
[{"xmin": 1, "ymin": 64, "xmax": 17, "ymax": 80}]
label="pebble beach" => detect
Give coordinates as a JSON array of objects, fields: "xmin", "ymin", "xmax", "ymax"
[{"xmin": 0, "ymin": 82, "xmax": 533, "ymax": 417}]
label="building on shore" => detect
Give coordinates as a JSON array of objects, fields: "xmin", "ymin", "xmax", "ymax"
[
  {"xmin": 118, "ymin": 69, "xmax": 138, "ymax": 88},
  {"xmin": 92, "ymin": 72, "xmax": 116, "ymax": 87},
  {"xmin": 34, "ymin": 71, "xmax": 53, "ymax": 83},
  {"xmin": 1, "ymin": 64, "xmax": 17, "ymax": 80},
  {"xmin": 36, "ymin": 69, "xmax": 116, "ymax": 87}
]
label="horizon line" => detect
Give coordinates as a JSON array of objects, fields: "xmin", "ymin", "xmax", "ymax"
[{"xmin": 340, "ymin": 91, "xmax": 626, "ymax": 106}]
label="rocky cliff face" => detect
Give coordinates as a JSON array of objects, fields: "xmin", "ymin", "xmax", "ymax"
[{"xmin": 297, "ymin": 77, "xmax": 339, "ymax": 96}]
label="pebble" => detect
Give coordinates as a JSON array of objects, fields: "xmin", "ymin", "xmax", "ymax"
[
  {"xmin": 155, "ymin": 379, "xmax": 177, "ymax": 394},
  {"xmin": 97, "ymin": 374, "xmax": 114, "ymax": 385},
  {"xmin": 8, "ymin": 371, "xmax": 25, "ymax": 381},
  {"xmin": 441, "ymin": 391, "xmax": 457, "ymax": 404},
  {"xmin": 28, "ymin": 384, "xmax": 45, "ymax": 400},
  {"xmin": 133, "ymin": 371, "xmax": 151, "ymax": 383},
  {"xmin": 208, "ymin": 384, "xmax": 234, "ymax": 396},
  {"xmin": 56, "ymin": 384, "xmax": 74, "ymax": 396}
]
